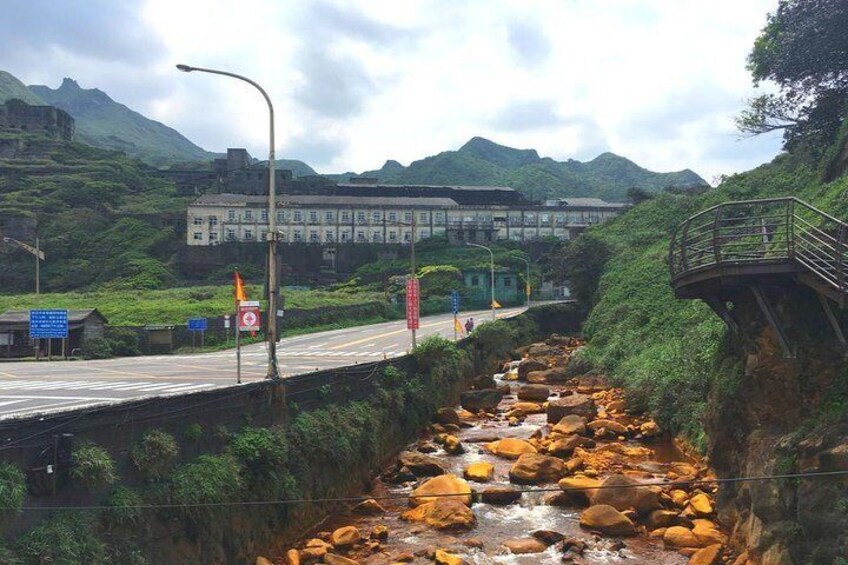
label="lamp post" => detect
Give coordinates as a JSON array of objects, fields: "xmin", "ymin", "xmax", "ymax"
[
  {"xmin": 177, "ymin": 64, "xmax": 280, "ymax": 379},
  {"xmin": 382, "ymin": 216, "xmax": 418, "ymax": 349},
  {"xmin": 3, "ymin": 237, "xmax": 44, "ymax": 294},
  {"xmin": 467, "ymin": 242, "xmax": 495, "ymax": 320},
  {"xmin": 517, "ymin": 256, "xmax": 531, "ymax": 308}
]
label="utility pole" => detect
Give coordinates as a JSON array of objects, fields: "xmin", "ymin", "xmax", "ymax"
[
  {"xmin": 3, "ymin": 236, "xmax": 45, "ymax": 295},
  {"xmin": 410, "ymin": 213, "xmax": 417, "ymax": 349},
  {"xmin": 467, "ymin": 242, "xmax": 496, "ymax": 320}
]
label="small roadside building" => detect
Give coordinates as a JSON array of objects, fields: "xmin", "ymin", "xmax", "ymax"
[
  {"xmin": 462, "ymin": 268, "xmax": 522, "ymax": 307},
  {"xmin": 0, "ymin": 309, "xmax": 108, "ymax": 358}
]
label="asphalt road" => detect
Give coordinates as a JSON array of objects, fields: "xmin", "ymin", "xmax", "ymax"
[{"xmin": 0, "ymin": 306, "xmax": 527, "ymax": 420}]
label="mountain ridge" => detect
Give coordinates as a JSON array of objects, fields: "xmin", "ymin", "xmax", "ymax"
[{"xmin": 328, "ymin": 136, "xmax": 706, "ymax": 202}]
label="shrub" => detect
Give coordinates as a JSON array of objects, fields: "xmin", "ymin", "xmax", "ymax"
[
  {"xmin": 467, "ymin": 319, "xmax": 514, "ymax": 370},
  {"xmin": 131, "ymin": 430, "xmax": 179, "ymax": 480},
  {"xmin": 183, "ymin": 423, "xmax": 203, "ymax": 442},
  {"xmin": 0, "ymin": 463, "xmax": 26, "ymax": 518},
  {"xmin": 82, "ymin": 337, "xmax": 112, "ymax": 359},
  {"xmin": 103, "ymin": 486, "xmax": 144, "ymax": 529},
  {"xmin": 15, "ymin": 512, "xmax": 107, "ymax": 564},
  {"xmin": 106, "ymin": 327, "xmax": 141, "ymax": 356},
  {"xmin": 169, "ymin": 454, "xmax": 243, "ymax": 522},
  {"xmin": 230, "ymin": 426, "xmax": 288, "ymax": 472},
  {"xmin": 71, "ymin": 443, "xmax": 117, "ymax": 490}
]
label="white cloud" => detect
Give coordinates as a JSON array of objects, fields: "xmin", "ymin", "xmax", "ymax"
[{"xmin": 5, "ymin": 0, "xmax": 782, "ymax": 180}]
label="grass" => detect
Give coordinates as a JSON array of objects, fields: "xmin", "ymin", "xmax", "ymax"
[{"xmin": 0, "ymin": 285, "xmax": 385, "ymax": 326}]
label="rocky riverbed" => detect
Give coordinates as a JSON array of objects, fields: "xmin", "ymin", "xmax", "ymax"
[{"xmin": 258, "ymin": 336, "xmax": 735, "ymax": 565}]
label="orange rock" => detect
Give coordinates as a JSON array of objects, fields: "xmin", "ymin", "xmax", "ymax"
[
  {"xmin": 410, "ymin": 474, "xmax": 472, "ymax": 506},
  {"xmin": 579, "ymin": 504, "xmax": 637, "ymax": 536},
  {"xmin": 509, "ymin": 453, "xmax": 566, "ymax": 484},
  {"xmin": 329, "ymin": 526, "xmax": 361, "ymax": 547},
  {"xmin": 501, "ymin": 538, "xmax": 548, "ymax": 554},
  {"xmin": 688, "ymin": 544, "xmax": 723, "ymax": 565},
  {"xmin": 463, "ymin": 461, "xmax": 494, "ymax": 482},
  {"xmin": 434, "ymin": 549, "xmax": 464, "ymax": 565},
  {"xmin": 485, "ymin": 438, "xmax": 537, "ymax": 459},
  {"xmin": 663, "ymin": 526, "xmax": 700, "ymax": 548},
  {"xmin": 285, "ymin": 549, "xmax": 300, "ymax": 565},
  {"xmin": 558, "ymin": 475, "xmax": 601, "ymax": 505}
]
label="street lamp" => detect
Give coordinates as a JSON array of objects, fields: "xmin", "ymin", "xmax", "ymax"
[
  {"xmin": 3, "ymin": 237, "xmax": 44, "ymax": 294},
  {"xmin": 177, "ymin": 63, "xmax": 280, "ymax": 379},
  {"xmin": 516, "ymin": 256, "xmax": 531, "ymax": 308},
  {"xmin": 467, "ymin": 242, "xmax": 496, "ymax": 320},
  {"xmin": 382, "ymin": 216, "xmax": 419, "ymax": 349}
]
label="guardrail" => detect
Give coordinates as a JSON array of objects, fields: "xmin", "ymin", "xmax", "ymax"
[{"xmin": 669, "ymin": 197, "xmax": 848, "ymax": 299}]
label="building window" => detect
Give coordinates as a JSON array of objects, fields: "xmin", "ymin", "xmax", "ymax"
[
  {"xmin": 309, "ymin": 230, "xmax": 319, "ymax": 242},
  {"xmin": 372, "ymin": 211, "xmax": 381, "ymax": 222},
  {"xmin": 293, "ymin": 210, "xmax": 303, "ymax": 222},
  {"xmin": 260, "ymin": 231, "xmax": 268, "ymax": 241},
  {"xmin": 325, "ymin": 211, "xmax": 335, "ymax": 223},
  {"xmin": 388, "ymin": 231, "xmax": 397, "ymax": 242},
  {"xmin": 325, "ymin": 231, "xmax": 334, "ymax": 242},
  {"xmin": 372, "ymin": 232, "xmax": 381, "ymax": 242},
  {"xmin": 471, "ymin": 275, "xmax": 480, "ymax": 286},
  {"xmin": 340, "ymin": 231, "xmax": 350, "ymax": 242},
  {"xmin": 404, "ymin": 211, "xmax": 412, "ymax": 223},
  {"xmin": 210, "ymin": 232, "xmax": 218, "ymax": 242},
  {"xmin": 228, "ymin": 209, "xmax": 236, "ymax": 222},
  {"xmin": 261, "ymin": 209, "xmax": 268, "ymax": 222},
  {"xmin": 388, "ymin": 211, "xmax": 397, "ymax": 222},
  {"xmin": 356, "ymin": 231, "xmax": 366, "ymax": 241},
  {"xmin": 434, "ymin": 212, "xmax": 445, "ymax": 224},
  {"xmin": 209, "ymin": 215, "xmax": 218, "ymax": 226},
  {"xmin": 226, "ymin": 229, "xmax": 236, "ymax": 241},
  {"xmin": 277, "ymin": 211, "xmax": 285, "ymax": 223},
  {"xmin": 403, "ymin": 231, "xmax": 412, "ymax": 242},
  {"xmin": 244, "ymin": 229, "xmax": 254, "ymax": 240},
  {"xmin": 309, "ymin": 210, "xmax": 318, "ymax": 224},
  {"xmin": 293, "ymin": 230, "xmax": 302, "ymax": 242},
  {"xmin": 341, "ymin": 211, "xmax": 351, "ymax": 222},
  {"xmin": 503, "ymin": 276, "xmax": 512, "ymax": 288},
  {"xmin": 279, "ymin": 232, "xmax": 287, "ymax": 242},
  {"xmin": 357, "ymin": 211, "xmax": 366, "ymax": 224},
  {"xmin": 192, "ymin": 232, "xmax": 203, "ymax": 240},
  {"xmin": 244, "ymin": 210, "xmax": 254, "ymax": 222},
  {"xmin": 193, "ymin": 217, "xmax": 203, "ymax": 225},
  {"xmin": 419, "ymin": 212, "xmax": 427, "ymax": 223}
]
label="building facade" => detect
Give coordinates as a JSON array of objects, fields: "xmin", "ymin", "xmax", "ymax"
[
  {"xmin": 0, "ymin": 99, "xmax": 74, "ymax": 141},
  {"xmin": 185, "ymin": 185, "xmax": 627, "ymax": 246}
]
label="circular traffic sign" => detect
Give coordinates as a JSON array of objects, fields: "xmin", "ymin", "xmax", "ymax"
[{"xmin": 242, "ymin": 311, "xmax": 257, "ymax": 327}]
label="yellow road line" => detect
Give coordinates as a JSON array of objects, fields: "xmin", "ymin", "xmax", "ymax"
[{"xmin": 0, "ymin": 370, "xmax": 18, "ymax": 378}]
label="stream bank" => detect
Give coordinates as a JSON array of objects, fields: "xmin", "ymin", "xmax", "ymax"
[{"xmin": 261, "ymin": 336, "xmax": 731, "ymax": 565}]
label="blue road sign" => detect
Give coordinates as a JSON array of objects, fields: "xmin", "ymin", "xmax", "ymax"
[
  {"xmin": 450, "ymin": 290, "xmax": 460, "ymax": 314},
  {"xmin": 187, "ymin": 318, "xmax": 208, "ymax": 332},
  {"xmin": 30, "ymin": 309, "xmax": 68, "ymax": 339}
]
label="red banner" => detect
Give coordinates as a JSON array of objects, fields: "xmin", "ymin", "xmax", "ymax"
[
  {"xmin": 238, "ymin": 301, "xmax": 261, "ymax": 332},
  {"xmin": 406, "ymin": 278, "xmax": 420, "ymax": 330}
]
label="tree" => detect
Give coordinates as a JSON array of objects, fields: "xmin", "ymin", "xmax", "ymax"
[
  {"xmin": 550, "ymin": 234, "xmax": 611, "ymax": 308},
  {"xmin": 738, "ymin": 0, "xmax": 848, "ymax": 152}
]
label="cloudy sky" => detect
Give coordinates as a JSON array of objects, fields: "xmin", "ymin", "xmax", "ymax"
[{"xmin": 1, "ymin": 0, "xmax": 783, "ymax": 181}]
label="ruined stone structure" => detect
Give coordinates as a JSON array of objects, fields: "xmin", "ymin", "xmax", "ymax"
[{"xmin": 0, "ymin": 99, "xmax": 74, "ymax": 141}]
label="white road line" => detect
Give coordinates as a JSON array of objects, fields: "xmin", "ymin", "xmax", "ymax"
[
  {"xmin": 0, "ymin": 394, "xmax": 116, "ymax": 401},
  {"xmin": 0, "ymin": 399, "xmax": 30, "ymax": 408}
]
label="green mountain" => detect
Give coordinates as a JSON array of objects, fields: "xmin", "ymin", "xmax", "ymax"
[
  {"xmin": 26, "ymin": 77, "xmax": 212, "ymax": 167},
  {"xmin": 0, "ymin": 71, "xmax": 46, "ymax": 105},
  {"xmin": 331, "ymin": 136, "xmax": 706, "ymax": 202}
]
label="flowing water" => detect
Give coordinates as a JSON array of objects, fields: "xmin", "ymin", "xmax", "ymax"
[{"xmin": 281, "ymin": 361, "xmax": 713, "ymax": 564}]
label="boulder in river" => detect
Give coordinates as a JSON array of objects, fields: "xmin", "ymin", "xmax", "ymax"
[
  {"xmin": 463, "ymin": 461, "xmax": 494, "ymax": 482},
  {"xmin": 511, "ymin": 401, "xmax": 544, "ymax": 414},
  {"xmin": 501, "ymin": 538, "xmax": 548, "ymax": 554},
  {"xmin": 663, "ymin": 526, "xmax": 700, "ymax": 548},
  {"xmin": 546, "ymin": 394, "xmax": 595, "ymax": 422},
  {"xmin": 435, "ymin": 407, "xmax": 462, "ymax": 426},
  {"xmin": 579, "ymin": 504, "xmax": 637, "ymax": 536},
  {"xmin": 480, "ymin": 486, "xmax": 522, "ymax": 505},
  {"xmin": 553, "ymin": 414, "xmax": 588, "ymax": 436},
  {"xmin": 351, "ymin": 498, "xmax": 386, "ymax": 515},
  {"xmin": 329, "ymin": 526, "xmax": 361, "ymax": 547},
  {"xmin": 324, "ymin": 555, "xmax": 360, "ymax": 565},
  {"xmin": 485, "ymin": 438, "xmax": 537, "ymax": 459},
  {"xmin": 401, "ymin": 498, "xmax": 476, "ymax": 531},
  {"xmin": 517, "ymin": 384, "xmax": 551, "ymax": 401},
  {"xmin": 470, "ymin": 374, "xmax": 497, "ymax": 389},
  {"xmin": 460, "ymin": 389, "xmax": 503, "ymax": 413},
  {"xmin": 508, "ymin": 453, "xmax": 566, "ymax": 484},
  {"xmin": 526, "ymin": 367, "xmax": 569, "ymax": 384},
  {"xmin": 558, "ymin": 475, "xmax": 602, "ymax": 505},
  {"xmin": 546, "ymin": 434, "xmax": 580, "ymax": 456},
  {"xmin": 410, "ymin": 474, "xmax": 472, "ymax": 506},
  {"xmin": 434, "ymin": 549, "xmax": 464, "ymax": 564},
  {"xmin": 590, "ymin": 474, "xmax": 661, "ymax": 514},
  {"xmin": 517, "ymin": 358, "xmax": 547, "ymax": 380},
  {"xmin": 688, "ymin": 544, "xmax": 723, "ymax": 565},
  {"xmin": 398, "ymin": 451, "xmax": 446, "ymax": 476},
  {"xmin": 587, "ymin": 419, "xmax": 628, "ymax": 436}
]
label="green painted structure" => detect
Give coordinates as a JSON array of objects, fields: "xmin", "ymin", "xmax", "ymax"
[{"xmin": 462, "ymin": 268, "xmax": 522, "ymax": 307}]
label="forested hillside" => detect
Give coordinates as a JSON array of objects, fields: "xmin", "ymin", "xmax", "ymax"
[
  {"xmin": 0, "ymin": 132, "xmax": 188, "ymax": 292},
  {"xmin": 333, "ymin": 136, "xmax": 706, "ymax": 201}
]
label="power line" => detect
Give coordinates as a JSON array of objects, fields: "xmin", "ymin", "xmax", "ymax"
[{"xmin": 15, "ymin": 469, "xmax": 848, "ymax": 512}]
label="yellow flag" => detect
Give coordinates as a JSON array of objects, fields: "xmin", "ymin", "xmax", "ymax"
[
  {"xmin": 454, "ymin": 318, "xmax": 463, "ymax": 334},
  {"xmin": 492, "ymin": 299, "xmax": 501, "ymax": 308},
  {"xmin": 234, "ymin": 271, "xmax": 247, "ymax": 302}
]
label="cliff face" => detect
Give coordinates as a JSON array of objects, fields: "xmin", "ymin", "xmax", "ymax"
[{"xmin": 704, "ymin": 287, "xmax": 848, "ymax": 564}]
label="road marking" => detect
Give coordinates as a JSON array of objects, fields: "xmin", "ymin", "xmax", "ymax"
[
  {"xmin": 86, "ymin": 366, "xmax": 159, "ymax": 379},
  {"xmin": 0, "ymin": 394, "xmax": 116, "ymax": 401},
  {"xmin": 0, "ymin": 399, "xmax": 30, "ymax": 408}
]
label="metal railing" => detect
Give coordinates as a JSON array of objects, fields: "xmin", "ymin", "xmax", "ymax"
[{"xmin": 669, "ymin": 197, "xmax": 848, "ymax": 296}]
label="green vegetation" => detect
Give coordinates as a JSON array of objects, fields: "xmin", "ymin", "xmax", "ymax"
[
  {"xmin": 14, "ymin": 512, "xmax": 107, "ymax": 564},
  {"xmin": 0, "ymin": 463, "xmax": 26, "ymax": 519},
  {"xmin": 334, "ymin": 136, "xmax": 705, "ymax": 202},
  {"xmin": 0, "ymin": 284, "xmax": 383, "ymax": 325},
  {"xmin": 131, "ymin": 430, "xmax": 180, "ymax": 480},
  {"xmin": 70, "ymin": 443, "xmax": 118, "ymax": 491}
]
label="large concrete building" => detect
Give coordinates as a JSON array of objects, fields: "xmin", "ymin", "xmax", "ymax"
[
  {"xmin": 0, "ymin": 99, "xmax": 74, "ymax": 141},
  {"xmin": 185, "ymin": 179, "xmax": 628, "ymax": 246}
]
